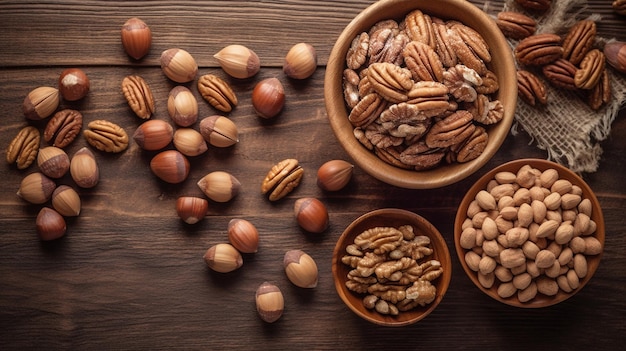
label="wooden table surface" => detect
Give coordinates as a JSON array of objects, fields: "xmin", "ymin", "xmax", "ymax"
[{"xmin": 1, "ymin": 1, "xmax": 624, "ymax": 349}]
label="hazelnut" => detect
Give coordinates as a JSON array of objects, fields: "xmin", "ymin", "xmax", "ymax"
[
  {"xmin": 251, "ymin": 78, "xmax": 285, "ymax": 119},
  {"xmin": 149, "ymin": 150, "xmax": 190, "ymax": 184},
  {"xmin": 228, "ymin": 218, "xmax": 259, "ymax": 253},
  {"xmin": 213, "ymin": 44, "xmax": 260, "ymax": 79},
  {"xmin": 133, "ymin": 119, "xmax": 174, "ymax": 151},
  {"xmin": 176, "ymin": 196, "xmax": 208, "ymax": 224},
  {"xmin": 17, "ymin": 172, "xmax": 56, "ymax": 204},
  {"xmin": 167, "ymin": 86, "xmax": 198, "ymax": 127},
  {"xmin": 284, "ymin": 249, "xmax": 318, "ymax": 288},
  {"xmin": 173, "ymin": 128, "xmax": 208, "ymax": 157},
  {"xmin": 121, "ymin": 17, "xmax": 152, "ymax": 60},
  {"xmin": 70, "ymin": 147, "xmax": 99, "ymax": 188},
  {"xmin": 198, "ymin": 115, "xmax": 239, "ymax": 147},
  {"xmin": 197, "ymin": 171, "xmax": 241, "ymax": 203},
  {"xmin": 37, "ymin": 146, "xmax": 70, "ymax": 179},
  {"xmin": 23, "ymin": 86, "xmax": 60, "ymax": 120},
  {"xmin": 203, "ymin": 243, "xmax": 243, "ymax": 273},
  {"xmin": 58, "ymin": 68, "xmax": 90, "ymax": 101},
  {"xmin": 283, "ymin": 42, "xmax": 317, "ymax": 79},
  {"xmin": 36, "ymin": 207, "xmax": 67, "ymax": 241},
  {"xmin": 604, "ymin": 41, "xmax": 626, "ymax": 74},
  {"xmin": 316, "ymin": 159, "xmax": 354, "ymax": 191},
  {"xmin": 51, "ymin": 185, "xmax": 81, "ymax": 217},
  {"xmin": 294, "ymin": 197, "xmax": 329, "ymax": 233},
  {"xmin": 255, "ymin": 282, "xmax": 284, "ymax": 323},
  {"xmin": 160, "ymin": 48, "xmax": 198, "ymax": 83}
]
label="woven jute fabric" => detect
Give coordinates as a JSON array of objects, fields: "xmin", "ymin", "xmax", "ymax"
[{"xmin": 485, "ymin": 0, "xmax": 626, "ymax": 173}]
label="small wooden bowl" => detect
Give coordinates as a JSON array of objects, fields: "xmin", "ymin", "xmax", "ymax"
[
  {"xmin": 324, "ymin": 0, "xmax": 517, "ymax": 189},
  {"xmin": 454, "ymin": 159, "xmax": 605, "ymax": 308},
  {"xmin": 332, "ymin": 209, "xmax": 452, "ymax": 326}
]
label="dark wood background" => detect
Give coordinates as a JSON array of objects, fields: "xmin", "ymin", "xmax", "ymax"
[{"xmin": 1, "ymin": 1, "xmax": 624, "ymax": 350}]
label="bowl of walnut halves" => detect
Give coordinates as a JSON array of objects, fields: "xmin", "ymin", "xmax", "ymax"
[
  {"xmin": 332, "ymin": 208, "xmax": 452, "ymax": 326},
  {"xmin": 324, "ymin": 0, "xmax": 517, "ymax": 189}
]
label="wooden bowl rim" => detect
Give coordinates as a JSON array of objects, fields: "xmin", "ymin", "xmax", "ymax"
[
  {"xmin": 324, "ymin": 0, "xmax": 518, "ymax": 189},
  {"xmin": 332, "ymin": 208, "xmax": 452, "ymax": 326},
  {"xmin": 453, "ymin": 158, "xmax": 606, "ymax": 308}
]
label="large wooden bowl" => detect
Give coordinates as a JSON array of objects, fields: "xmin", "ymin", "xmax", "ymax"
[
  {"xmin": 332, "ymin": 209, "xmax": 452, "ymax": 326},
  {"xmin": 324, "ymin": 0, "xmax": 517, "ymax": 189},
  {"xmin": 454, "ymin": 159, "xmax": 605, "ymax": 308}
]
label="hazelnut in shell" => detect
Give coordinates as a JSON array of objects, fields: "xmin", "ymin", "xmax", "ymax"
[
  {"xmin": 173, "ymin": 128, "xmax": 208, "ymax": 157},
  {"xmin": 283, "ymin": 42, "xmax": 318, "ymax": 79},
  {"xmin": 36, "ymin": 207, "xmax": 67, "ymax": 241},
  {"xmin": 149, "ymin": 150, "xmax": 190, "ymax": 184},
  {"xmin": 294, "ymin": 197, "xmax": 329, "ymax": 233},
  {"xmin": 213, "ymin": 44, "xmax": 261, "ymax": 79},
  {"xmin": 228, "ymin": 218, "xmax": 259, "ymax": 253},
  {"xmin": 255, "ymin": 282, "xmax": 284, "ymax": 323},
  {"xmin": 70, "ymin": 147, "xmax": 99, "ymax": 188},
  {"xmin": 17, "ymin": 172, "xmax": 56, "ymax": 205},
  {"xmin": 167, "ymin": 86, "xmax": 198, "ymax": 127},
  {"xmin": 121, "ymin": 17, "xmax": 152, "ymax": 60},
  {"xmin": 160, "ymin": 48, "xmax": 198, "ymax": 83},
  {"xmin": 199, "ymin": 115, "xmax": 239, "ymax": 147},
  {"xmin": 316, "ymin": 159, "xmax": 354, "ymax": 191},
  {"xmin": 176, "ymin": 196, "xmax": 208, "ymax": 224},
  {"xmin": 37, "ymin": 146, "xmax": 70, "ymax": 179},
  {"xmin": 251, "ymin": 78, "xmax": 285, "ymax": 119},
  {"xmin": 58, "ymin": 68, "xmax": 90, "ymax": 101},
  {"xmin": 203, "ymin": 243, "xmax": 243, "ymax": 273},
  {"xmin": 284, "ymin": 249, "xmax": 318, "ymax": 288},
  {"xmin": 51, "ymin": 185, "xmax": 81, "ymax": 217},
  {"xmin": 133, "ymin": 119, "xmax": 174, "ymax": 151},
  {"xmin": 23, "ymin": 86, "xmax": 60, "ymax": 120},
  {"xmin": 197, "ymin": 171, "xmax": 241, "ymax": 203},
  {"xmin": 604, "ymin": 41, "xmax": 626, "ymax": 74}
]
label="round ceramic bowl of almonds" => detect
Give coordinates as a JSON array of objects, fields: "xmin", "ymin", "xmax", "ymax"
[
  {"xmin": 332, "ymin": 208, "xmax": 452, "ymax": 326},
  {"xmin": 324, "ymin": 0, "xmax": 517, "ymax": 189},
  {"xmin": 454, "ymin": 159, "xmax": 605, "ymax": 308}
]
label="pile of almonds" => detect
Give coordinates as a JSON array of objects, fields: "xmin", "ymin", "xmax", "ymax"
[
  {"xmin": 6, "ymin": 16, "xmax": 356, "ymax": 324},
  {"xmin": 496, "ymin": 1, "xmax": 626, "ymax": 110}
]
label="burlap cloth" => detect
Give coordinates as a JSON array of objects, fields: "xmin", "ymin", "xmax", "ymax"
[{"xmin": 483, "ymin": 0, "xmax": 626, "ymax": 173}]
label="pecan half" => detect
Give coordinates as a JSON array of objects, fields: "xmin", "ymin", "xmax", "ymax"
[
  {"xmin": 466, "ymin": 95, "xmax": 504, "ymax": 125},
  {"xmin": 587, "ymin": 69, "xmax": 611, "ymax": 110},
  {"xmin": 348, "ymin": 93, "xmax": 387, "ymax": 128},
  {"xmin": 453, "ymin": 126, "xmax": 488, "ymax": 163},
  {"xmin": 346, "ymin": 32, "xmax": 369, "ymax": 70},
  {"xmin": 446, "ymin": 25, "xmax": 487, "ymax": 74},
  {"xmin": 542, "ymin": 58, "xmax": 578, "ymax": 90},
  {"xmin": 261, "ymin": 158, "xmax": 304, "ymax": 201},
  {"xmin": 575, "ymin": 49, "xmax": 605, "ymax": 89},
  {"xmin": 402, "ymin": 41, "xmax": 444, "ymax": 82},
  {"xmin": 343, "ymin": 68, "xmax": 361, "ymax": 109},
  {"xmin": 443, "ymin": 65, "xmax": 482, "ymax": 103},
  {"xmin": 404, "ymin": 9, "xmax": 436, "ymax": 49},
  {"xmin": 514, "ymin": 0, "xmax": 551, "ymax": 12},
  {"xmin": 517, "ymin": 70, "xmax": 548, "ymax": 106},
  {"xmin": 424, "ymin": 110, "xmax": 475, "ymax": 148},
  {"xmin": 83, "ymin": 120, "xmax": 129, "ymax": 153},
  {"xmin": 496, "ymin": 11, "xmax": 536, "ymax": 40},
  {"xmin": 6, "ymin": 126, "xmax": 40, "ymax": 169},
  {"xmin": 432, "ymin": 20, "xmax": 457, "ymax": 68},
  {"xmin": 368, "ymin": 28, "xmax": 409, "ymax": 66},
  {"xmin": 614, "ymin": 0, "xmax": 626, "ymax": 15},
  {"xmin": 515, "ymin": 33, "xmax": 563, "ymax": 66},
  {"xmin": 367, "ymin": 62, "xmax": 413, "ymax": 103},
  {"xmin": 375, "ymin": 146, "xmax": 413, "ymax": 169},
  {"xmin": 476, "ymin": 70, "xmax": 500, "ymax": 95},
  {"xmin": 399, "ymin": 141, "xmax": 445, "ymax": 170},
  {"xmin": 448, "ymin": 21, "xmax": 491, "ymax": 63},
  {"xmin": 121, "ymin": 75, "xmax": 155, "ymax": 119},
  {"xmin": 197, "ymin": 74, "xmax": 238, "ymax": 113},
  {"xmin": 562, "ymin": 20, "xmax": 596, "ymax": 65},
  {"xmin": 44, "ymin": 109, "xmax": 83, "ymax": 148}
]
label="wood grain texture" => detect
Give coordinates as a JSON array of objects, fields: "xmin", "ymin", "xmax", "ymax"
[{"xmin": 1, "ymin": 1, "xmax": 625, "ymax": 350}]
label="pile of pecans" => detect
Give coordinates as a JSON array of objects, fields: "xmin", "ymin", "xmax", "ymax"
[{"xmin": 343, "ymin": 10, "xmax": 505, "ymax": 171}]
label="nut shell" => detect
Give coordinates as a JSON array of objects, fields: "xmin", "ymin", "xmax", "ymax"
[
  {"xmin": 17, "ymin": 172, "xmax": 56, "ymax": 204},
  {"xmin": 176, "ymin": 196, "xmax": 208, "ymax": 224},
  {"xmin": 604, "ymin": 41, "xmax": 626, "ymax": 74},
  {"xmin": 160, "ymin": 48, "xmax": 198, "ymax": 83},
  {"xmin": 228, "ymin": 219, "xmax": 259, "ymax": 253},
  {"xmin": 58, "ymin": 68, "xmax": 90, "ymax": 101},
  {"xmin": 316, "ymin": 159, "xmax": 354, "ymax": 191},
  {"xmin": 51, "ymin": 185, "xmax": 81, "ymax": 217},
  {"xmin": 36, "ymin": 207, "xmax": 67, "ymax": 241},
  {"xmin": 203, "ymin": 243, "xmax": 243, "ymax": 273},
  {"xmin": 284, "ymin": 249, "xmax": 318, "ymax": 288},
  {"xmin": 70, "ymin": 147, "xmax": 99, "ymax": 188},
  {"xmin": 199, "ymin": 115, "xmax": 239, "ymax": 147},
  {"xmin": 213, "ymin": 44, "xmax": 261, "ymax": 79},
  {"xmin": 37, "ymin": 146, "xmax": 70, "ymax": 179},
  {"xmin": 133, "ymin": 119, "xmax": 174, "ymax": 151},
  {"xmin": 197, "ymin": 171, "xmax": 241, "ymax": 203},
  {"xmin": 23, "ymin": 86, "xmax": 60, "ymax": 120},
  {"xmin": 283, "ymin": 42, "xmax": 318, "ymax": 79},
  {"xmin": 149, "ymin": 150, "xmax": 190, "ymax": 184},
  {"xmin": 252, "ymin": 78, "xmax": 285, "ymax": 119},
  {"xmin": 121, "ymin": 17, "xmax": 152, "ymax": 60},
  {"xmin": 173, "ymin": 128, "xmax": 208, "ymax": 156},
  {"xmin": 255, "ymin": 282, "xmax": 284, "ymax": 323},
  {"xmin": 167, "ymin": 86, "xmax": 198, "ymax": 127},
  {"xmin": 294, "ymin": 197, "xmax": 329, "ymax": 233}
]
